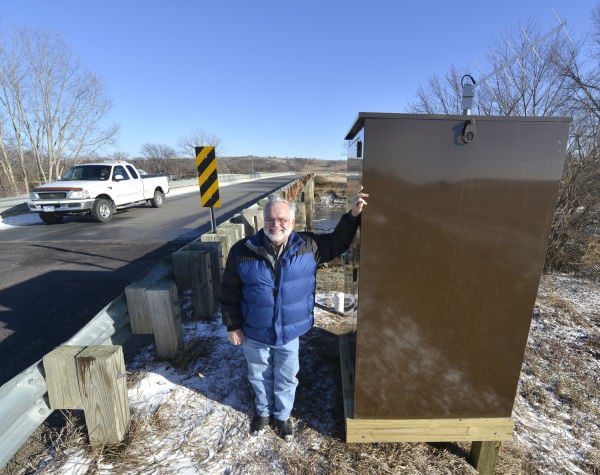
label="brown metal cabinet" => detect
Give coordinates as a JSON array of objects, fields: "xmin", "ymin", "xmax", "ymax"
[{"xmin": 343, "ymin": 113, "xmax": 570, "ymax": 439}]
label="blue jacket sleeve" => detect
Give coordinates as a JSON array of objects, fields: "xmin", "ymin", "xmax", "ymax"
[
  {"xmin": 220, "ymin": 242, "xmax": 244, "ymax": 332},
  {"xmin": 310, "ymin": 211, "xmax": 360, "ymax": 264}
]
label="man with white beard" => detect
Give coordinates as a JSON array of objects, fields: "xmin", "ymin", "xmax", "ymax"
[{"xmin": 221, "ymin": 189, "xmax": 368, "ymax": 440}]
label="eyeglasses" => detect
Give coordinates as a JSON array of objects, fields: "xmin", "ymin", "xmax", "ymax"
[{"xmin": 265, "ymin": 217, "xmax": 290, "ymax": 226}]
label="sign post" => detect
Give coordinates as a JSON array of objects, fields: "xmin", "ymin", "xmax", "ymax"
[{"xmin": 195, "ymin": 146, "xmax": 221, "ymax": 232}]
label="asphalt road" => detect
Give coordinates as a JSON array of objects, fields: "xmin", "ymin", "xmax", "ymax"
[{"xmin": 0, "ymin": 176, "xmax": 297, "ymax": 386}]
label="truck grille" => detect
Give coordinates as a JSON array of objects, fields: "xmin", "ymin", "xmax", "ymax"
[{"xmin": 38, "ymin": 192, "xmax": 67, "ymax": 199}]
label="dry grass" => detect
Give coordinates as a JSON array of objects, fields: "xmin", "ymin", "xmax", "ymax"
[
  {"xmin": 516, "ymin": 275, "xmax": 600, "ymax": 473},
  {"xmin": 314, "ymin": 259, "xmax": 356, "ymax": 336},
  {"xmin": 170, "ymin": 335, "xmax": 218, "ymax": 371},
  {"xmin": 581, "ymin": 236, "xmax": 600, "ymax": 277},
  {"xmin": 48, "ymin": 394, "xmax": 209, "ymax": 473}
]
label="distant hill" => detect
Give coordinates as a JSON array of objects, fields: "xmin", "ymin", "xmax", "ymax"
[
  {"xmin": 120, "ymin": 156, "xmax": 347, "ymax": 182},
  {"xmin": 215, "ymin": 156, "xmax": 347, "ymax": 174}
]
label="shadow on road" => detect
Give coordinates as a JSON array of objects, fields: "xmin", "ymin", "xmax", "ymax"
[{"xmin": 0, "ymin": 238, "xmax": 188, "ymax": 386}]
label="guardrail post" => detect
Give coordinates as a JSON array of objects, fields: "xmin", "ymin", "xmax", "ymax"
[
  {"xmin": 145, "ymin": 280, "xmax": 183, "ymax": 359},
  {"xmin": 125, "ymin": 279, "xmax": 184, "ymax": 356},
  {"xmin": 77, "ymin": 346, "xmax": 130, "ymax": 445},
  {"xmin": 215, "ymin": 227, "xmax": 235, "ymax": 252},
  {"xmin": 218, "ymin": 222, "xmax": 245, "ymax": 243},
  {"xmin": 187, "ymin": 250, "xmax": 215, "ymax": 319},
  {"xmin": 124, "ymin": 283, "xmax": 153, "ymax": 334},
  {"xmin": 294, "ymin": 202, "xmax": 307, "ymax": 232},
  {"xmin": 187, "ymin": 241, "xmax": 221, "ymax": 302},
  {"xmin": 241, "ymin": 209, "xmax": 263, "ymax": 235},
  {"xmin": 43, "ymin": 346, "xmax": 85, "ymax": 410},
  {"xmin": 303, "ymin": 177, "xmax": 315, "ymax": 229},
  {"xmin": 43, "ymin": 345, "xmax": 130, "ymax": 446},
  {"xmin": 200, "ymin": 233, "xmax": 230, "ymax": 269},
  {"xmin": 172, "ymin": 249, "xmax": 195, "ymax": 290}
]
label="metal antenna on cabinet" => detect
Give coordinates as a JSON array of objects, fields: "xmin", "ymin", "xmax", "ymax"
[
  {"xmin": 461, "ymin": 74, "xmax": 476, "ymax": 115},
  {"xmin": 460, "ymin": 11, "xmax": 572, "ymax": 115}
]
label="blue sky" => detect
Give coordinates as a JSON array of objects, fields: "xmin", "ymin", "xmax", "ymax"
[{"xmin": 2, "ymin": 0, "xmax": 597, "ymax": 160}]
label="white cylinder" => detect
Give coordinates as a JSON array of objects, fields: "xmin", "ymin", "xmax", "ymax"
[{"xmin": 334, "ymin": 292, "xmax": 344, "ymax": 313}]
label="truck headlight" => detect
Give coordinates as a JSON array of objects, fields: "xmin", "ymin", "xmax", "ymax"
[
  {"xmin": 29, "ymin": 192, "xmax": 37, "ymax": 200},
  {"xmin": 69, "ymin": 190, "xmax": 90, "ymax": 199}
]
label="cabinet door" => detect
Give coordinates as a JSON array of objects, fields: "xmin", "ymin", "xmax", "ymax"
[{"xmin": 350, "ymin": 115, "xmax": 570, "ymax": 419}]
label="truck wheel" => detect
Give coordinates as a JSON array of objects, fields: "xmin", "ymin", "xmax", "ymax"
[
  {"xmin": 150, "ymin": 190, "xmax": 164, "ymax": 208},
  {"xmin": 91, "ymin": 198, "xmax": 114, "ymax": 222},
  {"xmin": 39, "ymin": 213, "xmax": 63, "ymax": 224}
]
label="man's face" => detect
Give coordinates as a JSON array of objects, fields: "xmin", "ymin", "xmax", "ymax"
[{"xmin": 264, "ymin": 202, "xmax": 294, "ymax": 245}]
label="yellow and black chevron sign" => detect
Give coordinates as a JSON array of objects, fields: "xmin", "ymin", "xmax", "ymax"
[{"xmin": 195, "ymin": 146, "xmax": 221, "ymax": 208}]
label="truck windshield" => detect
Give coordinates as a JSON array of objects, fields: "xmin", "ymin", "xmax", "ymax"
[{"xmin": 61, "ymin": 165, "xmax": 112, "ymax": 181}]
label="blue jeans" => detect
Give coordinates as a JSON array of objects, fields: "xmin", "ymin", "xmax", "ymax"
[{"xmin": 242, "ymin": 336, "xmax": 299, "ymax": 421}]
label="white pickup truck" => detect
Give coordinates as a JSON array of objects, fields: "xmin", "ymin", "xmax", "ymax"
[{"xmin": 28, "ymin": 161, "xmax": 170, "ymax": 224}]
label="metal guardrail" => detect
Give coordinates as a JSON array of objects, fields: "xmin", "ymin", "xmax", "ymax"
[
  {"xmin": 0, "ymin": 174, "xmax": 303, "ymax": 469},
  {"xmin": 0, "ymin": 296, "xmax": 132, "ymax": 468},
  {"xmin": 0, "ymin": 195, "xmax": 30, "ymax": 217}
]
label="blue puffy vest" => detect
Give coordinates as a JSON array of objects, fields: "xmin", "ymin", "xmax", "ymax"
[{"xmin": 237, "ymin": 231, "xmax": 317, "ymax": 346}]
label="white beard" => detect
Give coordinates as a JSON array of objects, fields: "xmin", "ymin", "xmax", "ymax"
[{"xmin": 264, "ymin": 226, "xmax": 291, "ymax": 245}]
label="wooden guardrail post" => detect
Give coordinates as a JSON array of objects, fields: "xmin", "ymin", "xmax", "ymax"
[
  {"xmin": 77, "ymin": 346, "xmax": 130, "ymax": 445},
  {"xmin": 173, "ymin": 247, "xmax": 215, "ymax": 319},
  {"xmin": 187, "ymin": 241, "xmax": 221, "ymax": 302},
  {"xmin": 172, "ymin": 249, "xmax": 197, "ymax": 290},
  {"xmin": 145, "ymin": 280, "xmax": 183, "ymax": 359},
  {"xmin": 124, "ymin": 282, "xmax": 153, "ymax": 334},
  {"xmin": 125, "ymin": 279, "xmax": 184, "ymax": 357},
  {"xmin": 43, "ymin": 346, "xmax": 86, "ymax": 410},
  {"xmin": 241, "ymin": 208, "xmax": 263, "ymax": 235},
  {"xmin": 294, "ymin": 201, "xmax": 307, "ymax": 232},
  {"xmin": 303, "ymin": 177, "xmax": 315, "ymax": 229},
  {"xmin": 216, "ymin": 227, "xmax": 236, "ymax": 253},
  {"xmin": 218, "ymin": 222, "xmax": 245, "ymax": 243},
  {"xmin": 200, "ymin": 233, "xmax": 230, "ymax": 269},
  {"xmin": 124, "ymin": 256, "xmax": 176, "ymax": 335},
  {"xmin": 189, "ymin": 250, "xmax": 215, "ymax": 319},
  {"xmin": 43, "ymin": 345, "xmax": 130, "ymax": 445}
]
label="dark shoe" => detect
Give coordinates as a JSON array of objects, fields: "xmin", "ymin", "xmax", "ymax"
[
  {"xmin": 277, "ymin": 418, "xmax": 294, "ymax": 441},
  {"xmin": 251, "ymin": 415, "xmax": 269, "ymax": 435}
]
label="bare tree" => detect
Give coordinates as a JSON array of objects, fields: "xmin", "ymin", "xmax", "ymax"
[
  {"xmin": 545, "ymin": 151, "xmax": 600, "ymax": 274},
  {"xmin": 477, "ymin": 21, "xmax": 574, "ymax": 117},
  {"xmin": 544, "ymin": 6, "xmax": 600, "ymax": 275},
  {"xmin": 408, "ymin": 66, "xmax": 464, "ymax": 114},
  {"xmin": 110, "ymin": 151, "xmax": 130, "ymax": 162},
  {"xmin": 139, "ymin": 143, "xmax": 177, "ymax": 173},
  {"xmin": 553, "ymin": 15, "xmax": 600, "ymax": 159},
  {"xmin": 0, "ymin": 27, "xmax": 119, "ymax": 193},
  {"xmin": 0, "ymin": 29, "xmax": 31, "ymax": 194},
  {"xmin": 176, "ymin": 129, "xmax": 225, "ymax": 177},
  {"xmin": 177, "ymin": 129, "xmax": 223, "ymax": 158},
  {"xmin": 410, "ymin": 21, "xmax": 574, "ymax": 118}
]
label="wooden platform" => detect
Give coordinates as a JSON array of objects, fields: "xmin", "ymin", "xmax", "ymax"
[{"xmin": 338, "ymin": 334, "xmax": 514, "ymax": 443}]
